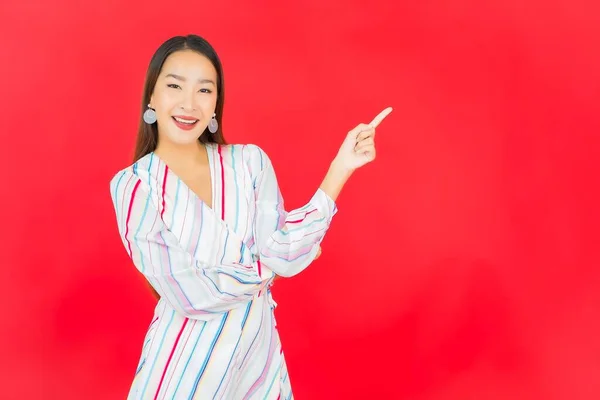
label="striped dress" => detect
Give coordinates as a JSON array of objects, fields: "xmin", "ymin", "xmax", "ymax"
[{"xmin": 109, "ymin": 142, "xmax": 337, "ymax": 399}]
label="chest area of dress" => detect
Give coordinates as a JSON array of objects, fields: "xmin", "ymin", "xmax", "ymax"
[{"xmin": 158, "ymin": 156, "xmax": 258, "ymax": 260}]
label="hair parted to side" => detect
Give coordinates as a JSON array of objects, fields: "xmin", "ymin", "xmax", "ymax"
[{"xmin": 133, "ymin": 34, "xmax": 227, "ymax": 163}]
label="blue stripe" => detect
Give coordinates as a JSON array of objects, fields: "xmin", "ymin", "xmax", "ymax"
[
  {"xmin": 142, "ymin": 335, "xmax": 153, "ymax": 351},
  {"xmin": 187, "ymin": 185, "xmax": 197, "ymax": 248},
  {"xmin": 193, "ymin": 205, "xmax": 204, "ymax": 258},
  {"xmin": 213, "ymin": 315, "xmax": 247, "ymax": 397},
  {"xmin": 220, "ymin": 230, "xmax": 230, "ymax": 265},
  {"xmin": 220, "ymin": 267, "xmax": 257, "ymax": 279},
  {"xmin": 188, "ymin": 313, "xmax": 228, "ymax": 399},
  {"xmin": 160, "ymin": 231, "xmax": 198, "ymax": 311},
  {"xmin": 239, "ymin": 242, "xmax": 246, "ymax": 263},
  {"xmin": 241, "ymin": 317, "xmax": 275, "ymax": 399},
  {"xmin": 296, "ymin": 203, "xmax": 312, "ymax": 211},
  {"xmin": 172, "ymin": 321, "xmax": 207, "ymax": 398},
  {"xmin": 149, "ymin": 163, "xmax": 193, "ymax": 310},
  {"xmin": 279, "ymin": 217, "xmax": 327, "ymax": 235},
  {"xmin": 158, "ymin": 178, "xmax": 199, "ymax": 311},
  {"xmin": 216, "ymin": 271, "xmax": 261, "ymax": 285},
  {"xmin": 173, "ymin": 178, "xmax": 181, "ymax": 226},
  {"xmin": 140, "ymin": 309, "xmax": 176, "ymax": 399},
  {"xmin": 241, "ymin": 300, "xmax": 252, "ymax": 328},
  {"xmin": 265, "ymin": 362, "xmax": 283, "ymax": 396},
  {"xmin": 135, "ymin": 359, "xmax": 146, "ymax": 376},
  {"xmin": 202, "ymin": 269, "xmax": 257, "ymax": 297},
  {"xmin": 239, "ymin": 308, "xmax": 265, "ymax": 368},
  {"xmin": 132, "ymin": 179, "xmax": 152, "ymax": 273},
  {"xmin": 252, "ymin": 145, "xmax": 264, "ymax": 189},
  {"xmin": 147, "ymin": 153, "xmax": 155, "ymax": 198}
]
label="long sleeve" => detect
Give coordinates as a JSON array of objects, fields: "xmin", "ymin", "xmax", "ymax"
[
  {"xmin": 110, "ymin": 170, "xmax": 261, "ymax": 319},
  {"xmin": 251, "ymin": 145, "xmax": 338, "ymax": 277}
]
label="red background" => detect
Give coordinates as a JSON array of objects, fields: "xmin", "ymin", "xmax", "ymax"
[{"xmin": 1, "ymin": 1, "xmax": 599, "ymax": 399}]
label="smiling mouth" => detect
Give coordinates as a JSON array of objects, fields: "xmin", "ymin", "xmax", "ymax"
[{"xmin": 172, "ymin": 116, "xmax": 199, "ymax": 125}]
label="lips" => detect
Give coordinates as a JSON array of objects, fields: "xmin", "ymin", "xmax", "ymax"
[{"xmin": 172, "ymin": 115, "xmax": 199, "ymax": 131}]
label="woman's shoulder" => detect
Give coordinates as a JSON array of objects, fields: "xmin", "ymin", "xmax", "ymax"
[
  {"xmin": 215, "ymin": 142, "xmax": 268, "ymax": 156},
  {"xmin": 217, "ymin": 142, "xmax": 272, "ymax": 168},
  {"xmin": 215, "ymin": 143, "xmax": 273, "ymax": 183},
  {"xmin": 109, "ymin": 153, "xmax": 161, "ymax": 198},
  {"xmin": 111, "ymin": 152, "xmax": 158, "ymax": 179}
]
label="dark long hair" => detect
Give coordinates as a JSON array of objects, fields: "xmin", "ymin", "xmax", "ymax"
[
  {"xmin": 134, "ymin": 34, "xmax": 227, "ymax": 162},
  {"xmin": 133, "ymin": 34, "xmax": 227, "ymax": 300}
]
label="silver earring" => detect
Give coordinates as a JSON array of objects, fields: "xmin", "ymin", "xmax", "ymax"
[
  {"xmin": 208, "ymin": 113, "xmax": 218, "ymax": 133},
  {"xmin": 143, "ymin": 104, "xmax": 157, "ymax": 124}
]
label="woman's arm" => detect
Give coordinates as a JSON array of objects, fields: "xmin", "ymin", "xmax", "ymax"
[
  {"xmin": 253, "ymin": 107, "xmax": 392, "ymax": 278},
  {"xmin": 110, "ymin": 170, "xmax": 262, "ymax": 319}
]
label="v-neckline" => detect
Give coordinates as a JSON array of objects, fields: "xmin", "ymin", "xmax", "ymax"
[
  {"xmin": 148, "ymin": 143, "xmax": 254, "ymax": 249},
  {"xmin": 150, "ymin": 142, "xmax": 217, "ymax": 217}
]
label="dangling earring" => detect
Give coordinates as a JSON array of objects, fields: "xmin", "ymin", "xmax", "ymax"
[
  {"xmin": 208, "ymin": 113, "xmax": 218, "ymax": 133},
  {"xmin": 143, "ymin": 104, "xmax": 157, "ymax": 124}
]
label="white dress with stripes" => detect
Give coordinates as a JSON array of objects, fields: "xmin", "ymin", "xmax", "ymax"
[{"xmin": 109, "ymin": 142, "xmax": 337, "ymax": 399}]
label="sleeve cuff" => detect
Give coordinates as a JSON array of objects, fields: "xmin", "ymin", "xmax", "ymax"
[{"xmin": 309, "ymin": 188, "xmax": 338, "ymax": 223}]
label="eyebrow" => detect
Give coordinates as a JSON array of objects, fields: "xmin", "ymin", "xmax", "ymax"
[{"xmin": 165, "ymin": 73, "xmax": 215, "ymax": 85}]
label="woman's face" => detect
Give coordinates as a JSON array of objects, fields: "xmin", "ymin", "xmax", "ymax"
[{"xmin": 150, "ymin": 50, "xmax": 218, "ymax": 148}]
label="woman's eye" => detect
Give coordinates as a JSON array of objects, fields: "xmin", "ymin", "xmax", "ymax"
[
  {"xmin": 199, "ymin": 88, "xmax": 212, "ymax": 93},
  {"xmin": 167, "ymin": 84, "xmax": 181, "ymax": 89}
]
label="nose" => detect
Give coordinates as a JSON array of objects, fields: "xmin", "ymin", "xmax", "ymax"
[{"xmin": 179, "ymin": 89, "xmax": 197, "ymax": 112}]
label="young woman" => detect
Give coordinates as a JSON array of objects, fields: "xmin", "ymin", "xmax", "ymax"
[{"xmin": 110, "ymin": 34, "xmax": 391, "ymax": 399}]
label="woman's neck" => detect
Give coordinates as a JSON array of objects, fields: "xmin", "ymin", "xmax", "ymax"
[{"xmin": 154, "ymin": 140, "xmax": 209, "ymax": 169}]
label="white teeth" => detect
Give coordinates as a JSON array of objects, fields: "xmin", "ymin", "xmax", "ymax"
[{"xmin": 174, "ymin": 117, "xmax": 198, "ymax": 124}]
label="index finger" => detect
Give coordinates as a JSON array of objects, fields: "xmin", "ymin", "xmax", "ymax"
[{"xmin": 369, "ymin": 107, "xmax": 393, "ymax": 128}]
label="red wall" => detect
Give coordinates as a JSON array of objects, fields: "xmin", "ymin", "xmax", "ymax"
[{"xmin": 1, "ymin": 1, "xmax": 599, "ymax": 399}]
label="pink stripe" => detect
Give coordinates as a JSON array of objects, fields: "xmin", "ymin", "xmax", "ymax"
[
  {"xmin": 286, "ymin": 209, "xmax": 318, "ymax": 224},
  {"xmin": 153, "ymin": 318, "xmax": 189, "ymax": 400},
  {"xmin": 163, "ymin": 320, "xmax": 196, "ymax": 393},
  {"xmin": 125, "ymin": 179, "xmax": 141, "ymax": 257},
  {"xmin": 217, "ymin": 144, "xmax": 225, "ymax": 220},
  {"xmin": 243, "ymin": 328, "xmax": 278, "ymax": 399},
  {"xmin": 160, "ymin": 165, "xmax": 168, "ymax": 220}
]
